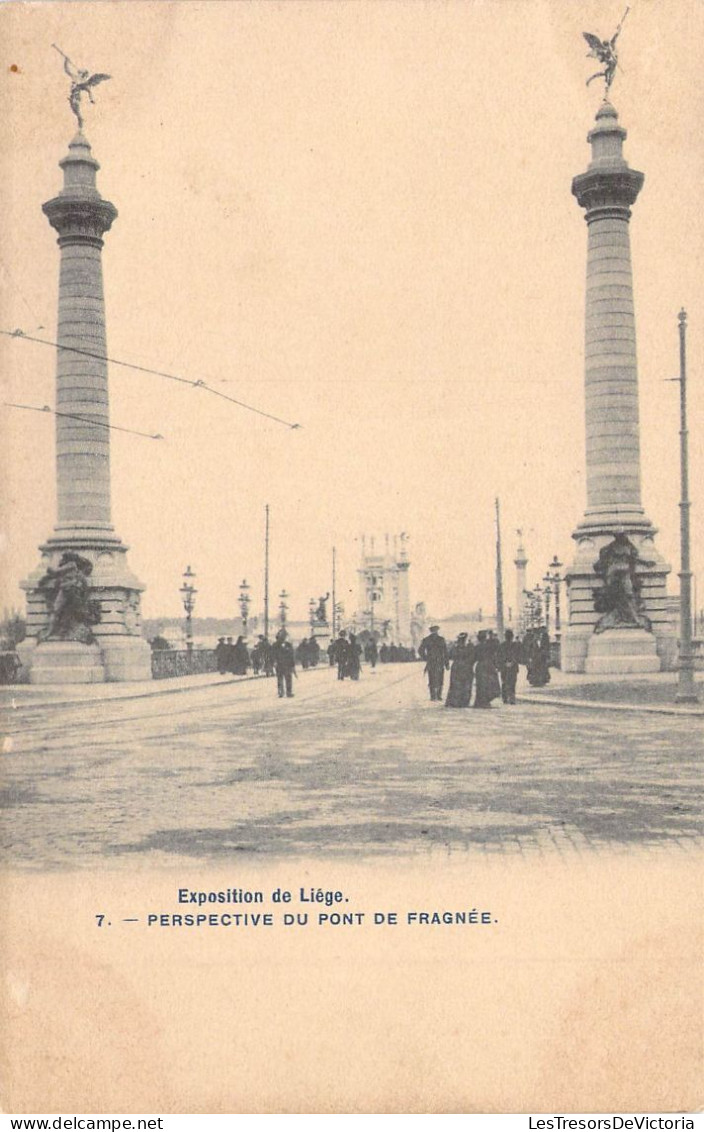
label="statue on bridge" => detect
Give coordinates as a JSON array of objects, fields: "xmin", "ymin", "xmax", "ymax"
[
  {"xmin": 583, "ymin": 7, "xmax": 629, "ymax": 97},
  {"xmin": 38, "ymin": 552, "xmax": 102, "ymax": 643},
  {"xmin": 53, "ymin": 44, "xmax": 111, "ymax": 130},
  {"xmin": 592, "ymin": 533, "xmax": 653, "ymax": 634},
  {"xmin": 315, "ymin": 593, "xmax": 330, "ymax": 623}
]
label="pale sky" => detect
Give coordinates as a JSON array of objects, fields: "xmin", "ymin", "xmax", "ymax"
[{"xmin": 2, "ymin": 0, "xmax": 703, "ymax": 622}]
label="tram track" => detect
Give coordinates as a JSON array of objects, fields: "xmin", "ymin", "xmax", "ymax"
[{"xmin": 6, "ymin": 668, "xmax": 418, "ymax": 753}]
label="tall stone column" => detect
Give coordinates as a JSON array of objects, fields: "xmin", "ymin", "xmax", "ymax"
[
  {"xmin": 20, "ymin": 132, "xmax": 152, "ymax": 683},
  {"xmin": 562, "ymin": 103, "xmax": 676, "ymax": 673},
  {"xmin": 514, "ymin": 536, "xmax": 527, "ymax": 631}
]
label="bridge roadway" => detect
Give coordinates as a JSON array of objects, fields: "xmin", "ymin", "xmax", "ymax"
[{"xmin": 2, "ymin": 663, "xmax": 701, "ymax": 867}]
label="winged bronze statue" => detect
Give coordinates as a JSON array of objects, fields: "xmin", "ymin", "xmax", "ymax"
[
  {"xmin": 53, "ymin": 44, "xmax": 110, "ymax": 130},
  {"xmin": 583, "ymin": 7, "xmax": 629, "ymax": 96}
]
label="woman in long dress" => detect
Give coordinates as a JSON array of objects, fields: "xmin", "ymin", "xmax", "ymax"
[
  {"xmin": 445, "ymin": 633, "xmax": 475, "ymax": 708},
  {"xmin": 347, "ymin": 633, "xmax": 362, "ymax": 681},
  {"xmin": 526, "ymin": 628, "xmax": 551, "ymax": 686},
  {"xmin": 231, "ymin": 635, "xmax": 250, "ymax": 676},
  {"xmin": 473, "ymin": 630, "xmax": 501, "ymax": 708}
]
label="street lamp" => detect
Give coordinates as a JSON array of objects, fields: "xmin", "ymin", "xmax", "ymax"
[
  {"xmin": 179, "ymin": 565, "xmax": 197, "ymax": 654},
  {"xmin": 279, "ymin": 589, "xmax": 289, "ymax": 628},
  {"xmin": 548, "ymin": 556, "xmax": 563, "ymax": 643},
  {"xmin": 238, "ymin": 578, "xmax": 251, "ymax": 636},
  {"xmin": 533, "ymin": 584, "xmax": 544, "ymax": 628},
  {"xmin": 542, "ymin": 573, "xmax": 553, "ymax": 639},
  {"xmin": 334, "ymin": 601, "xmax": 344, "ymax": 632}
]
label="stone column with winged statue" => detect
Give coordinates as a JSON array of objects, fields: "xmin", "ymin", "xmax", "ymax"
[
  {"xmin": 19, "ymin": 50, "xmax": 152, "ymax": 683},
  {"xmin": 561, "ymin": 16, "xmax": 677, "ymax": 674}
]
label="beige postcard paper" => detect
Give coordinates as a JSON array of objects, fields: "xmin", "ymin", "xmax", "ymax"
[{"xmin": 1, "ymin": 0, "xmax": 702, "ymax": 1115}]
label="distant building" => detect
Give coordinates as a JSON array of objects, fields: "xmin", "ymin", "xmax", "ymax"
[{"xmin": 355, "ymin": 534, "xmax": 412, "ymax": 645}]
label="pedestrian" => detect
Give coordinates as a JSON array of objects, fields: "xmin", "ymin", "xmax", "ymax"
[
  {"xmin": 327, "ymin": 641, "xmax": 336, "ymax": 667},
  {"xmin": 418, "ymin": 625, "xmax": 450, "ymax": 702},
  {"xmin": 308, "ymin": 638, "xmax": 321, "ymax": 668},
  {"xmin": 262, "ymin": 637, "xmax": 274, "ymax": 678},
  {"xmin": 272, "ymin": 628, "xmax": 296, "ymax": 698},
  {"xmin": 347, "ymin": 632, "xmax": 362, "ymax": 681},
  {"xmin": 333, "ymin": 630, "xmax": 349, "ymax": 680},
  {"xmin": 526, "ymin": 627, "xmax": 551, "ymax": 687},
  {"xmin": 224, "ymin": 636, "xmax": 235, "ymax": 673},
  {"xmin": 297, "ymin": 638, "xmax": 310, "ymax": 669},
  {"xmin": 251, "ymin": 636, "xmax": 264, "ymax": 675},
  {"xmin": 215, "ymin": 636, "xmax": 228, "ymax": 675},
  {"xmin": 231, "ymin": 635, "xmax": 250, "ymax": 675},
  {"xmin": 445, "ymin": 632, "xmax": 475, "ymax": 708},
  {"xmin": 473, "ymin": 630, "xmax": 501, "ymax": 708},
  {"xmin": 364, "ymin": 638, "xmax": 378, "ymax": 668},
  {"xmin": 497, "ymin": 628, "xmax": 522, "ymax": 704}
]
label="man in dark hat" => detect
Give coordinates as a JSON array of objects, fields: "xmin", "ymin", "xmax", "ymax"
[
  {"xmin": 418, "ymin": 625, "xmax": 450, "ymax": 701},
  {"xmin": 271, "ymin": 628, "xmax": 296, "ymax": 698},
  {"xmin": 332, "ymin": 630, "xmax": 349, "ymax": 681}
]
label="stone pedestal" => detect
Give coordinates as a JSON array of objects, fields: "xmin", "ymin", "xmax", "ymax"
[
  {"xmin": 21, "ymin": 130, "xmax": 151, "ymax": 685},
  {"xmin": 584, "ymin": 628, "xmax": 660, "ymax": 675},
  {"xmin": 311, "ymin": 622, "xmax": 331, "ymax": 651},
  {"xmin": 562, "ymin": 102, "xmax": 677, "ymax": 673},
  {"xmin": 29, "ymin": 640, "xmax": 105, "ymax": 684}
]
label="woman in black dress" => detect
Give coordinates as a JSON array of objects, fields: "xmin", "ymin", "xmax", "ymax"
[
  {"xmin": 445, "ymin": 633, "xmax": 475, "ymax": 708},
  {"xmin": 473, "ymin": 630, "xmax": 501, "ymax": 708}
]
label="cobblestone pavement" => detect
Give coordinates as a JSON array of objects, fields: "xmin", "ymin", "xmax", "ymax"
[{"xmin": 2, "ymin": 665, "xmax": 701, "ymax": 868}]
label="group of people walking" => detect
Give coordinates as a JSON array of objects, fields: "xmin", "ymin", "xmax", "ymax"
[
  {"xmin": 214, "ymin": 635, "xmax": 253, "ymax": 676},
  {"xmin": 216, "ymin": 621, "xmax": 552, "ymax": 707},
  {"xmin": 328, "ymin": 630, "xmax": 363, "ymax": 681},
  {"xmin": 418, "ymin": 624, "xmax": 551, "ymax": 709},
  {"xmin": 216, "ymin": 633, "xmax": 328, "ymax": 678}
]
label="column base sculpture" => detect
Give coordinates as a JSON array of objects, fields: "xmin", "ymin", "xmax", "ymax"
[{"xmin": 21, "ymin": 537, "xmax": 152, "ymax": 685}]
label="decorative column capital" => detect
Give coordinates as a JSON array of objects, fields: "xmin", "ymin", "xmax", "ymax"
[
  {"xmin": 572, "ymin": 167, "xmax": 644, "ymax": 220},
  {"xmin": 42, "ymin": 195, "xmax": 117, "ymax": 246},
  {"xmin": 571, "ymin": 101, "xmax": 644, "ymax": 220},
  {"xmin": 42, "ymin": 131, "xmax": 117, "ymax": 246}
]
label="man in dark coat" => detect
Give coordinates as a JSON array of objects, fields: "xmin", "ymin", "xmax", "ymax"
[
  {"xmin": 332, "ymin": 630, "xmax": 350, "ymax": 681},
  {"xmin": 497, "ymin": 628, "xmax": 522, "ymax": 704},
  {"xmin": 418, "ymin": 625, "xmax": 450, "ymax": 701},
  {"xmin": 271, "ymin": 629, "xmax": 296, "ymax": 698}
]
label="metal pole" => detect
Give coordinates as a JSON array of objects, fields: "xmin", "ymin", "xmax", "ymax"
[
  {"xmin": 495, "ymin": 497, "xmax": 505, "ymax": 636},
  {"xmin": 331, "ymin": 546, "xmax": 337, "ymax": 638},
  {"xmin": 264, "ymin": 504, "xmax": 270, "ymax": 641},
  {"xmin": 675, "ymin": 309, "xmax": 699, "ymax": 702}
]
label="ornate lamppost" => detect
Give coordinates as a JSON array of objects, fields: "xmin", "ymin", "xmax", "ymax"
[
  {"xmin": 238, "ymin": 578, "xmax": 251, "ymax": 637},
  {"xmin": 547, "ymin": 556, "xmax": 563, "ymax": 643},
  {"xmin": 334, "ymin": 601, "xmax": 345, "ymax": 634},
  {"xmin": 279, "ymin": 589, "xmax": 289, "ymax": 628},
  {"xmin": 542, "ymin": 573, "xmax": 552, "ymax": 638},
  {"xmin": 180, "ymin": 566, "xmax": 197, "ymax": 655}
]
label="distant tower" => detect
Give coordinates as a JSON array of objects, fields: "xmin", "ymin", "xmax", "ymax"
[
  {"xmin": 514, "ymin": 532, "xmax": 528, "ymax": 631},
  {"xmin": 562, "ymin": 101, "xmax": 675, "ymax": 673},
  {"xmin": 356, "ymin": 532, "xmax": 412, "ymax": 644},
  {"xmin": 20, "ymin": 129, "xmax": 151, "ymax": 683}
]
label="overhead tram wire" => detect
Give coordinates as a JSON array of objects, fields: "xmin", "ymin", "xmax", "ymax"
[
  {"xmin": 4, "ymin": 401, "xmax": 164, "ymax": 441},
  {"xmin": 0, "ymin": 328, "xmax": 303, "ymax": 431}
]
